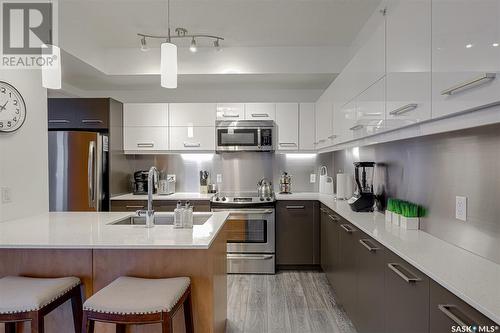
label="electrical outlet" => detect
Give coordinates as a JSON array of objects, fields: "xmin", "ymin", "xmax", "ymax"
[
  {"xmin": 217, "ymin": 174, "xmax": 222, "ymax": 183},
  {"xmin": 456, "ymin": 196, "xmax": 467, "ymax": 221},
  {"xmin": 1, "ymin": 187, "xmax": 12, "ymax": 203},
  {"xmin": 310, "ymin": 174, "xmax": 316, "ymax": 183},
  {"xmin": 167, "ymin": 174, "xmax": 176, "ymax": 182}
]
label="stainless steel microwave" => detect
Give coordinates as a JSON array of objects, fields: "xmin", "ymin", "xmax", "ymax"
[{"xmin": 216, "ymin": 120, "xmax": 275, "ymax": 152}]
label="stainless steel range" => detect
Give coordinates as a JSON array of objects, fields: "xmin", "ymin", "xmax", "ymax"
[{"xmin": 211, "ymin": 192, "xmax": 276, "ymax": 274}]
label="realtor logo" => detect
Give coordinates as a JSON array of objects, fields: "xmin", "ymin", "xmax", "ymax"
[{"xmin": 1, "ymin": 0, "xmax": 58, "ymax": 68}]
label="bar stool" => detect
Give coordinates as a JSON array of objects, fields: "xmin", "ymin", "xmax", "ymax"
[
  {"xmin": 82, "ymin": 276, "xmax": 193, "ymax": 333},
  {"xmin": 0, "ymin": 276, "xmax": 82, "ymax": 333}
]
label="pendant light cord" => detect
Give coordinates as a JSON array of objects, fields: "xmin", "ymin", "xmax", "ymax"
[{"xmin": 167, "ymin": 0, "xmax": 171, "ymax": 42}]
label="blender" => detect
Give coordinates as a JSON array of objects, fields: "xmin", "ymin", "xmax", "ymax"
[{"xmin": 348, "ymin": 162, "xmax": 376, "ymax": 212}]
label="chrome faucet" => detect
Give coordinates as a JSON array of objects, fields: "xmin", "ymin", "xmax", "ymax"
[{"xmin": 136, "ymin": 166, "xmax": 158, "ymax": 228}]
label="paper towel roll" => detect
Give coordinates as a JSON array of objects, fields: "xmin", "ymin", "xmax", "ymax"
[{"xmin": 336, "ymin": 173, "xmax": 353, "ymax": 200}]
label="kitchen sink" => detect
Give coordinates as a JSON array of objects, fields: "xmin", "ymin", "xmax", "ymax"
[{"xmin": 109, "ymin": 213, "xmax": 212, "ymax": 226}]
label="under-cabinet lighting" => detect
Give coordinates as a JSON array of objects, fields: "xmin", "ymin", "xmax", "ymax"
[
  {"xmin": 493, "ymin": 43, "xmax": 499, "ymax": 47},
  {"xmin": 465, "ymin": 43, "xmax": 473, "ymax": 49},
  {"xmin": 285, "ymin": 153, "xmax": 317, "ymax": 159},
  {"xmin": 180, "ymin": 154, "xmax": 214, "ymax": 162},
  {"xmin": 352, "ymin": 147, "xmax": 360, "ymax": 160}
]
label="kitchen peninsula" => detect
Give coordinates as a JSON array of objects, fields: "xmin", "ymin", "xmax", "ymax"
[{"xmin": 0, "ymin": 211, "xmax": 229, "ymax": 333}]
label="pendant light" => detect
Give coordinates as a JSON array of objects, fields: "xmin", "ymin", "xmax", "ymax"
[{"xmin": 160, "ymin": 0, "xmax": 177, "ymax": 89}]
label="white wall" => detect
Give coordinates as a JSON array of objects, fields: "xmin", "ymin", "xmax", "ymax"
[{"xmin": 0, "ymin": 70, "xmax": 48, "ymax": 221}]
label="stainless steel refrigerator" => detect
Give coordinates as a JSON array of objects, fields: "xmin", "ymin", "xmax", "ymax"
[{"xmin": 48, "ymin": 131, "xmax": 109, "ymax": 211}]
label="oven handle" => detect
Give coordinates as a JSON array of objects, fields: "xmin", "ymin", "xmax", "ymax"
[
  {"xmin": 227, "ymin": 254, "xmax": 274, "ymax": 260},
  {"xmin": 212, "ymin": 209, "xmax": 274, "ymax": 214}
]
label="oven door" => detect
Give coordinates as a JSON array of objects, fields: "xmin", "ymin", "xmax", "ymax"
[
  {"xmin": 216, "ymin": 127, "xmax": 260, "ymax": 151},
  {"xmin": 211, "ymin": 208, "xmax": 275, "ymax": 253}
]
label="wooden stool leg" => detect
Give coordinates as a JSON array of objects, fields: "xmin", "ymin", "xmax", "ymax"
[
  {"xmin": 183, "ymin": 292, "xmax": 194, "ymax": 333},
  {"xmin": 5, "ymin": 322, "xmax": 16, "ymax": 333},
  {"xmin": 161, "ymin": 313, "xmax": 173, "ymax": 333},
  {"xmin": 82, "ymin": 313, "xmax": 94, "ymax": 333},
  {"xmin": 30, "ymin": 313, "xmax": 44, "ymax": 333},
  {"xmin": 116, "ymin": 324, "xmax": 126, "ymax": 333},
  {"xmin": 71, "ymin": 287, "xmax": 83, "ymax": 333}
]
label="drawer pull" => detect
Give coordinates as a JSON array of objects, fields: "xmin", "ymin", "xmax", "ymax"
[
  {"xmin": 318, "ymin": 139, "xmax": 326, "ymax": 143},
  {"xmin": 251, "ymin": 113, "xmax": 269, "ymax": 118},
  {"xmin": 137, "ymin": 143, "xmax": 154, "ymax": 148},
  {"xmin": 286, "ymin": 205, "xmax": 305, "ymax": 209},
  {"xmin": 387, "ymin": 263, "xmax": 422, "ymax": 283},
  {"xmin": 389, "ymin": 103, "xmax": 418, "ymax": 116},
  {"xmin": 48, "ymin": 119, "xmax": 70, "ymax": 124},
  {"xmin": 222, "ymin": 113, "xmax": 240, "ymax": 118},
  {"xmin": 328, "ymin": 214, "xmax": 339, "ymax": 222},
  {"xmin": 125, "ymin": 205, "xmax": 145, "ymax": 209},
  {"xmin": 441, "ymin": 73, "xmax": 496, "ymax": 96},
  {"xmin": 327, "ymin": 135, "xmax": 337, "ymax": 139},
  {"xmin": 279, "ymin": 142, "xmax": 297, "ymax": 147},
  {"xmin": 320, "ymin": 208, "xmax": 328, "ymax": 213},
  {"xmin": 359, "ymin": 239, "xmax": 380, "ymax": 252},
  {"xmin": 81, "ymin": 119, "xmax": 104, "ymax": 124},
  {"xmin": 349, "ymin": 124, "xmax": 364, "ymax": 131},
  {"xmin": 184, "ymin": 142, "xmax": 201, "ymax": 148},
  {"xmin": 340, "ymin": 224, "xmax": 356, "ymax": 233},
  {"xmin": 437, "ymin": 304, "xmax": 471, "ymax": 327}
]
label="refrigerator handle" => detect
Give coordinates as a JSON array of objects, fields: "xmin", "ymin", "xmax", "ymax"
[{"xmin": 88, "ymin": 141, "xmax": 96, "ymax": 208}]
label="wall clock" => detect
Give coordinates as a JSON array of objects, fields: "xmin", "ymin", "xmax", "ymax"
[{"xmin": 0, "ymin": 81, "xmax": 27, "ymax": 133}]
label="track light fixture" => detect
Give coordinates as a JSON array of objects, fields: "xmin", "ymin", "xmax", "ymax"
[
  {"xmin": 140, "ymin": 36, "xmax": 149, "ymax": 52},
  {"xmin": 189, "ymin": 37, "xmax": 197, "ymax": 53}
]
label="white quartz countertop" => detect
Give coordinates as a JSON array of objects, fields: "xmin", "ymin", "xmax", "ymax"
[
  {"xmin": 277, "ymin": 192, "xmax": 500, "ymax": 324},
  {"xmin": 0, "ymin": 211, "xmax": 229, "ymax": 250},
  {"xmin": 111, "ymin": 193, "xmax": 213, "ymax": 201}
]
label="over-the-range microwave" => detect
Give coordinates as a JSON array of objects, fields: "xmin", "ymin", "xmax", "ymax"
[{"xmin": 215, "ymin": 120, "xmax": 275, "ymax": 152}]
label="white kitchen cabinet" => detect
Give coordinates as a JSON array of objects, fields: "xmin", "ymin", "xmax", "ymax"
[
  {"xmin": 216, "ymin": 103, "xmax": 245, "ymax": 120},
  {"xmin": 337, "ymin": 100, "xmax": 357, "ymax": 143},
  {"xmin": 123, "ymin": 103, "xmax": 168, "ymax": 127},
  {"xmin": 169, "ymin": 103, "xmax": 216, "ymax": 126},
  {"xmin": 299, "ymin": 103, "xmax": 316, "ymax": 150},
  {"xmin": 244, "ymin": 103, "xmax": 276, "ymax": 120},
  {"xmin": 315, "ymin": 100, "xmax": 333, "ymax": 149},
  {"xmin": 354, "ymin": 77, "xmax": 386, "ymax": 138},
  {"xmin": 169, "ymin": 126, "xmax": 215, "ymax": 151},
  {"xmin": 386, "ymin": 0, "xmax": 431, "ymax": 129},
  {"xmin": 432, "ymin": 0, "xmax": 500, "ymax": 118},
  {"xmin": 275, "ymin": 103, "xmax": 299, "ymax": 150},
  {"xmin": 124, "ymin": 127, "xmax": 168, "ymax": 151}
]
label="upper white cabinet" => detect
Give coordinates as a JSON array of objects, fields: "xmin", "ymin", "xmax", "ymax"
[
  {"xmin": 386, "ymin": 0, "xmax": 431, "ymax": 129},
  {"xmin": 216, "ymin": 103, "xmax": 245, "ymax": 120},
  {"xmin": 299, "ymin": 103, "xmax": 316, "ymax": 150},
  {"xmin": 245, "ymin": 103, "xmax": 276, "ymax": 120},
  {"xmin": 432, "ymin": 0, "xmax": 500, "ymax": 118},
  {"xmin": 275, "ymin": 103, "xmax": 299, "ymax": 150},
  {"xmin": 124, "ymin": 103, "xmax": 168, "ymax": 127},
  {"xmin": 355, "ymin": 77, "xmax": 386, "ymax": 138},
  {"xmin": 124, "ymin": 127, "xmax": 168, "ymax": 151},
  {"xmin": 169, "ymin": 103, "xmax": 216, "ymax": 126},
  {"xmin": 315, "ymin": 100, "xmax": 333, "ymax": 149},
  {"xmin": 337, "ymin": 100, "xmax": 357, "ymax": 142},
  {"xmin": 169, "ymin": 127, "xmax": 215, "ymax": 151}
]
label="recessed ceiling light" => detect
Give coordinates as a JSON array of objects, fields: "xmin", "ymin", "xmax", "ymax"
[
  {"xmin": 465, "ymin": 43, "xmax": 473, "ymax": 49},
  {"xmin": 493, "ymin": 42, "xmax": 499, "ymax": 47},
  {"xmin": 189, "ymin": 37, "xmax": 197, "ymax": 53}
]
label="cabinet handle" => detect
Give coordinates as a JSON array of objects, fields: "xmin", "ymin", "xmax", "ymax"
[
  {"xmin": 279, "ymin": 142, "xmax": 297, "ymax": 147},
  {"xmin": 441, "ymin": 73, "xmax": 496, "ymax": 96},
  {"xmin": 286, "ymin": 205, "xmax": 305, "ymax": 209},
  {"xmin": 437, "ymin": 304, "xmax": 471, "ymax": 327},
  {"xmin": 81, "ymin": 119, "xmax": 103, "ymax": 124},
  {"xmin": 125, "ymin": 205, "xmax": 145, "ymax": 209},
  {"xmin": 349, "ymin": 124, "xmax": 364, "ymax": 131},
  {"xmin": 327, "ymin": 135, "xmax": 337, "ymax": 139},
  {"xmin": 184, "ymin": 142, "xmax": 201, "ymax": 147},
  {"xmin": 318, "ymin": 139, "xmax": 326, "ymax": 143},
  {"xmin": 320, "ymin": 207, "xmax": 328, "ymax": 213},
  {"xmin": 251, "ymin": 113, "xmax": 269, "ymax": 118},
  {"xmin": 387, "ymin": 263, "xmax": 422, "ymax": 283},
  {"xmin": 48, "ymin": 119, "xmax": 70, "ymax": 124},
  {"xmin": 389, "ymin": 103, "xmax": 418, "ymax": 116},
  {"xmin": 137, "ymin": 143, "xmax": 154, "ymax": 148},
  {"xmin": 359, "ymin": 239, "xmax": 380, "ymax": 252},
  {"xmin": 328, "ymin": 214, "xmax": 339, "ymax": 222},
  {"xmin": 222, "ymin": 113, "xmax": 240, "ymax": 118},
  {"xmin": 340, "ymin": 224, "xmax": 356, "ymax": 233}
]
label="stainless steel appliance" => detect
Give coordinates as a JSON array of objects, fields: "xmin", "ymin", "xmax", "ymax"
[
  {"xmin": 257, "ymin": 177, "xmax": 274, "ymax": 199},
  {"xmin": 48, "ymin": 131, "xmax": 109, "ymax": 211},
  {"xmin": 211, "ymin": 192, "xmax": 276, "ymax": 274},
  {"xmin": 133, "ymin": 170, "xmax": 152, "ymax": 195},
  {"xmin": 216, "ymin": 120, "xmax": 275, "ymax": 152},
  {"xmin": 348, "ymin": 162, "xmax": 376, "ymax": 212}
]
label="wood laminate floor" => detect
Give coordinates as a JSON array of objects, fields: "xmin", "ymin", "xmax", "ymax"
[{"xmin": 227, "ymin": 271, "xmax": 358, "ymax": 333}]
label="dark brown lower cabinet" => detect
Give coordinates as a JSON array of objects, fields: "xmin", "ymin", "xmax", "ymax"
[
  {"xmin": 336, "ymin": 220, "xmax": 359, "ymax": 324},
  {"xmin": 276, "ymin": 201, "xmax": 320, "ymax": 267},
  {"xmin": 430, "ymin": 280, "xmax": 498, "ymax": 332},
  {"xmin": 355, "ymin": 234, "xmax": 385, "ymax": 333},
  {"xmin": 320, "ymin": 206, "xmax": 341, "ymax": 284},
  {"xmin": 110, "ymin": 200, "xmax": 210, "ymax": 212},
  {"xmin": 384, "ymin": 251, "xmax": 430, "ymax": 333},
  {"xmin": 110, "ymin": 200, "xmax": 147, "ymax": 212},
  {"xmin": 320, "ymin": 207, "xmax": 331, "ymax": 272}
]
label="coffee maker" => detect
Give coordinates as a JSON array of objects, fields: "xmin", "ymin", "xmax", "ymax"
[
  {"xmin": 348, "ymin": 162, "xmax": 375, "ymax": 212},
  {"xmin": 133, "ymin": 170, "xmax": 153, "ymax": 195}
]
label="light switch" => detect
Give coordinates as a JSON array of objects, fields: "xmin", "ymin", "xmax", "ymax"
[
  {"xmin": 310, "ymin": 174, "xmax": 316, "ymax": 183},
  {"xmin": 217, "ymin": 174, "xmax": 222, "ymax": 183},
  {"xmin": 1, "ymin": 187, "xmax": 12, "ymax": 203}
]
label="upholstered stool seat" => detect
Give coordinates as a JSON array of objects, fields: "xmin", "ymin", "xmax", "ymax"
[
  {"xmin": 0, "ymin": 276, "xmax": 83, "ymax": 333},
  {"xmin": 83, "ymin": 277, "xmax": 193, "ymax": 333}
]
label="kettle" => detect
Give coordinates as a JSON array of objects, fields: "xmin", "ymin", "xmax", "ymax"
[{"xmin": 257, "ymin": 178, "xmax": 274, "ymax": 198}]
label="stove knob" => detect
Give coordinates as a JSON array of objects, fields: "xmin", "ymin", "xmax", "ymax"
[
  {"xmin": 222, "ymin": 197, "xmax": 227, "ymax": 201},
  {"xmin": 260, "ymin": 197, "xmax": 265, "ymax": 202},
  {"xmin": 215, "ymin": 197, "xmax": 220, "ymax": 201},
  {"xmin": 266, "ymin": 197, "xmax": 271, "ymax": 201}
]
